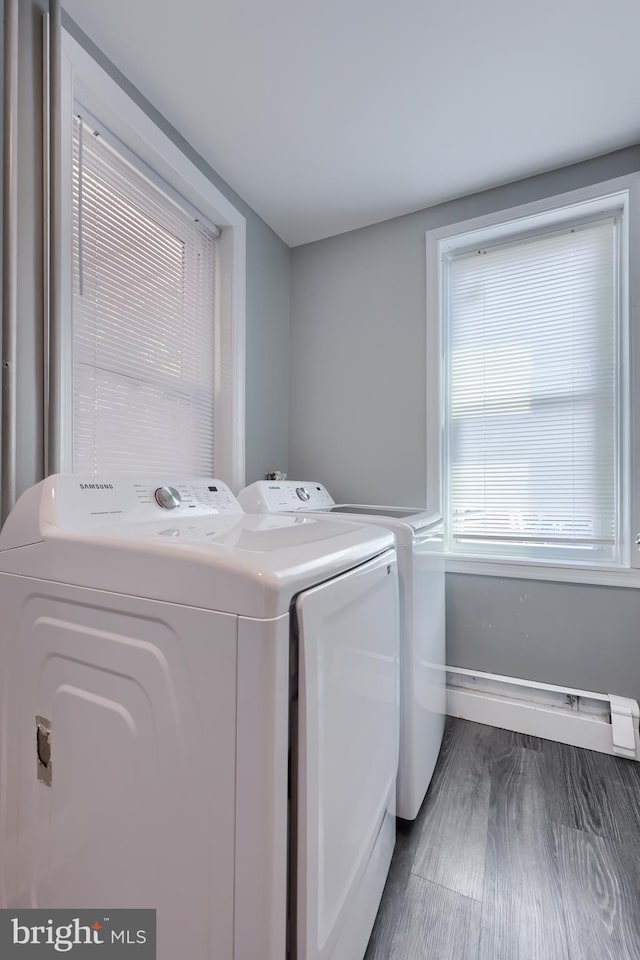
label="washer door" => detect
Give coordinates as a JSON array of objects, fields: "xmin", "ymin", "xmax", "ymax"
[{"xmin": 296, "ymin": 549, "xmax": 399, "ymax": 960}]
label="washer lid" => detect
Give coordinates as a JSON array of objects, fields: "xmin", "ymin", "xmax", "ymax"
[
  {"xmin": 329, "ymin": 505, "xmax": 420, "ymax": 519},
  {"xmin": 0, "ymin": 476, "xmax": 395, "ymax": 619},
  {"xmin": 238, "ymin": 480, "xmax": 441, "ymax": 543},
  {"xmin": 328, "ymin": 505, "xmax": 443, "ymax": 540}
]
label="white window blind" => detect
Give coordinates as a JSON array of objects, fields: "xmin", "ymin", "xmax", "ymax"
[
  {"xmin": 72, "ymin": 113, "xmax": 219, "ymax": 475},
  {"xmin": 445, "ymin": 216, "xmax": 619, "ymax": 555}
]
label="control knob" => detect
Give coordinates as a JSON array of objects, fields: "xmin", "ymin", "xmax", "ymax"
[
  {"xmin": 154, "ymin": 486, "xmax": 182, "ymax": 510},
  {"xmin": 296, "ymin": 486, "xmax": 311, "ymax": 502}
]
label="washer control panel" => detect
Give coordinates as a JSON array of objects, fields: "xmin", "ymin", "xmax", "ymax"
[{"xmin": 239, "ymin": 480, "xmax": 335, "ymax": 513}]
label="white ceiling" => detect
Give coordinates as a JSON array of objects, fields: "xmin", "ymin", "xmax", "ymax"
[{"xmin": 63, "ymin": 0, "xmax": 640, "ymax": 247}]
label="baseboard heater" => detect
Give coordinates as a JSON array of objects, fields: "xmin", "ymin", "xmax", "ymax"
[{"xmin": 446, "ymin": 666, "xmax": 640, "ymax": 761}]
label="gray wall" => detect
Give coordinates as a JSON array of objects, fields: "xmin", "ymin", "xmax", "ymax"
[
  {"xmin": 446, "ymin": 575, "xmax": 640, "ymax": 702},
  {"xmin": 243, "ymin": 213, "xmax": 290, "ymax": 483},
  {"xmin": 290, "ymin": 147, "xmax": 640, "ymax": 700},
  {"xmin": 10, "ymin": 5, "xmax": 291, "ymax": 502}
]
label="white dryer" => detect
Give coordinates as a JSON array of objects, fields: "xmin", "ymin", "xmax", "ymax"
[
  {"xmin": 239, "ymin": 480, "xmax": 445, "ymax": 821},
  {"xmin": 0, "ymin": 475, "xmax": 400, "ymax": 960}
]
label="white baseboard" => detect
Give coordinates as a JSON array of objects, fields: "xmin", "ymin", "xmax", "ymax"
[{"xmin": 446, "ymin": 667, "xmax": 640, "ymax": 761}]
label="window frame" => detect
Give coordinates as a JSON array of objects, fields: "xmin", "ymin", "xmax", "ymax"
[
  {"xmin": 59, "ymin": 29, "xmax": 246, "ymax": 490},
  {"xmin": 426, "ymin": 175, "xmax": 640, "ymax": 586}
]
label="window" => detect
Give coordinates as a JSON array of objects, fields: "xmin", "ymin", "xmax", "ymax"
[
  {"xmin": 59, "ymin": 31, "xmax": 246, "ymax": 487},
  {"xmin": 72, "ymin": 114, "xmax": 219, "ymax": 474},
  {"xmin": 427, "ymin": 183, "xmax": 634, "ymax": 573}
]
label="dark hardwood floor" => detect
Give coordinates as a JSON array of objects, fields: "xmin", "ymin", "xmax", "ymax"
[{"xmin": 366, "ymin": 718, "xmax": 640, "ymax": 960}]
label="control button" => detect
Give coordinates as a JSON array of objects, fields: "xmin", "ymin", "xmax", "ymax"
[
  {"xmin": 154, "ymin": 486, "xmax": 182, "ymax": 510},
  {"xmin": 296, "ymin": 486, "xmax": 311, "ymax": 502}
]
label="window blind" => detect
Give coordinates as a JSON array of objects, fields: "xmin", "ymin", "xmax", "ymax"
[
  {"xmin": 445, "ymin": 217, "xmax": 618, "ymax": 550},
  {"xmin": 72, "ymin": 113, "xmax": 218, "ymax": 476}
]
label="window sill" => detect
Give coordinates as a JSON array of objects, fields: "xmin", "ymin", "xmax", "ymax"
[{"xmin": 445, "ymin": 555, "xmax": 640, "ymax": 588}]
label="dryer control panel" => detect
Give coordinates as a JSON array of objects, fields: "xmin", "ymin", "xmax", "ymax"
[
  {"xmin": 239, "ymin": 480, "xmax": 335, "ymax": 513},
  {"xmin": 0, "ymin": 477, "xmax": 244, "ymax": 547},
  {"xmin": 55, "ymin": 477, "xmax": 243, "ymax": 526}
]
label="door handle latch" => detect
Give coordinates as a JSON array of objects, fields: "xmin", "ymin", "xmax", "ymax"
[{"xmin": 36, "ymin": 716, "xmax": 52, "ymax": 786}]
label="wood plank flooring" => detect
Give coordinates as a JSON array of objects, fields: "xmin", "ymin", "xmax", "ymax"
[{"xmin": 365, "ymin": 718, "xmax": 640, "ymax": 960}]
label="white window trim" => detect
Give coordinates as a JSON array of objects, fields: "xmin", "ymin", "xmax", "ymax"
[
  {"xmin": 444, "ymin": 556, "xmax": 640, "ymax": 588},
  {"xmin": 60, "ymin": 30, "xmax": 246, "ymax": 491},
  {"xmin": 426, "ymin": 173, "xmax": 640, "ymax": 587}
]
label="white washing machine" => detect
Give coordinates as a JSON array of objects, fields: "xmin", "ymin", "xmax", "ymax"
[
  {"xmin": 239, "ymin": 480, "xmax": 445, "ymax": 821},
  {"xmin": 0, "ymin": 475, "xmax": 400, "ymax": 960}
]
